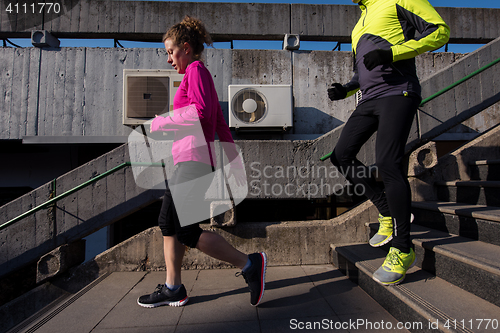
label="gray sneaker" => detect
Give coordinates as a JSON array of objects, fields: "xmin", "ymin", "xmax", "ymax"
[{"xmin": 373, "ymin": 247, "xmax": 416, "ymax": 285}]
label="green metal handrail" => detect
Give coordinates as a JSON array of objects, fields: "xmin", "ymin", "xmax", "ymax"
[
  {"xmin": 0, "ymin": 162, "xmax": 164, "ymax": 231},
  {"xmin": 319, "ymin": 56, "xmax": 500, "ymax": 161}
]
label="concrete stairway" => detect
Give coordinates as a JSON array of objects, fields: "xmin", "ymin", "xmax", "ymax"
[
  {"xmin": 331, "ymin": 128, "xmax": 500, "ymax": 332},
  {"xmin": 2, "ymin": 36, "xmax": 500, "ymax": 282},
  {"xmin": 1, "ymin": 31, "xmax": 499, "ymax": 333}
]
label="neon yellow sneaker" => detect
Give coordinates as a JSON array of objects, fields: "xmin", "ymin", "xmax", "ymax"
[
  {"xmin": 369, "ymin": 214, "xmax": 414, "ymax": 247},
  {"xmin": 373, "ymin": 247, "xmax": 416, "ymax": 285},
  {"xmin": 369, "ymin": 214, "xmax": 393, "ymax": 247}
]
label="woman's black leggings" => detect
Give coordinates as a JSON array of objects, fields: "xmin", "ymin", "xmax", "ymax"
[
  {"xmin": 158, "ymin": 161, "xmax": 214, "ymax": 248},
  {"xmin": 330, "ymin": 95, "xmax": 419, "ymax": 253}
]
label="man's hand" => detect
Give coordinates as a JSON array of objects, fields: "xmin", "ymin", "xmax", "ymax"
[
  {"xmin": 328, "ymin": 83, "xmax": 347, "ymax": 101},
  {"xmin": 363, "ymin": 49, "xmax": 393, "ymax": 71}
]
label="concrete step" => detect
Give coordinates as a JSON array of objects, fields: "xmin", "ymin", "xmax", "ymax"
[
  {"xmin": 470, "ymin": 160, "xmax": 500, "ymax": 181},
  {"xmin": 367, "ymin": 223, "xmax": 500, "ymax": 307},
  {"xmin": 411, "ymin": 201, "xmax": 500, "ymax": 246},
  {"xmin": 331, "ymin": 243, "xmax": 500, "ymax": 333},
  {"xmin": 4, "ymin": 266, "xmax": 407, "ymax": 333},
  {"xmin": 436, "ymin": 181, "xmax": 500, "ymax": 206}
]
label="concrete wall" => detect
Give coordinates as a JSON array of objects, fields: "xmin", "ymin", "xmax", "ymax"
[
  {"xmin": 1, "ymin": 1, "xmax": 498, "ymax": 43},
  {"xmin": 1, "ymin": 35, "xmax": 499, "ymax": 283},
  {"xmin": 1, "ymin": 1, "xmax": 500, "ymax": 274},
  {"xmin": 2, "ymin": 1, "xmax": 497, "ymax": 142},
  {"xmin": 0, "ymin": 47, "xmax": 463, "ymax": 140}
]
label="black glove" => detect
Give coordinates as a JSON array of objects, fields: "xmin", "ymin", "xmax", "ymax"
[
  {"xmin": 363, "ymin": 49, "xmax": 393, "ymax": 71},
  {"xmin": 328, "ymin": 83, "xmax": 347, "ymax": 101}
]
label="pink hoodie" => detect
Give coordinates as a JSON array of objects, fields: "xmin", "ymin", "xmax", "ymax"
[{"xmin": 150, "ymin": 61, "xmax": 238, "ymax": 166}]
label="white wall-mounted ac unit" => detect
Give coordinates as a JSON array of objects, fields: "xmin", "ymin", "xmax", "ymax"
[
  {"xmin": 123, "ymin": 69, "xmax": 184, "ymax": 125},
  {"xmin": 228, "ymin": 84, "xmax": 293, "ymax": 131}
]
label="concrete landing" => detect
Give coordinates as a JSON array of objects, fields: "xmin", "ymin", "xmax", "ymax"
[{"xmin": 11, "ymin": 265, "xmax": 409, "ymax": 333}]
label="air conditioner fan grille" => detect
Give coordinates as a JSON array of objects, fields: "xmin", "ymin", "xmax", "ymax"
[{"xmin": 231, "ymin": 88, "xmax": 267, "ymax": 124}]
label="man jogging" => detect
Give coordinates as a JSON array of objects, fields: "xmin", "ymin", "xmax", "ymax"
[{"xmin": 328, "ymin": 0, "xmax": 449, "ymax": 285}]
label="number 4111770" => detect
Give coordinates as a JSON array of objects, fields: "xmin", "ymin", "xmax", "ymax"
[
  {"xmin": 6, "ymin": 3, "xmax": 61, "ymax": 14},
  {"xmin": 444, "ymin": 319, "xmax": 499, "ymax": 330}
]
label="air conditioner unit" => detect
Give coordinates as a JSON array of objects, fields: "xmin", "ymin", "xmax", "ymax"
[
  {"xmin": 123, "ymin": 69, "xmax": 184, "ymax": 125},
  {"xmin": 228, "ymin": 84, "xmax": 293, "ymax": 131}
]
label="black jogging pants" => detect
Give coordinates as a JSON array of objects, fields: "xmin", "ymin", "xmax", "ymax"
[{"xmin": 330, "ymin": 94, "xmax": 419, "ymax": 253}]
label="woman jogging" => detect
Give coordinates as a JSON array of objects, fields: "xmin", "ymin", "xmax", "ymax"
[{"xmin": 137, "ymin": 16, "xmax": 266, "ymax": 308}]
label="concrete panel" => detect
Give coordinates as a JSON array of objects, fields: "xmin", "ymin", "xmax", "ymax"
[
  {"xmin": 0, "ymin": 48, "xmax": 14, "ymax": 139},
  {"xmin": 237, "ymin": 138, "xmax": 359, "ymax": 200},
  {"xmin": 0, "ymin": 2, "xmax": 10, "ymax": 32},
  {"xmin": 61, "ymin": 48, "xmax": 85, "ymax": 136},
  {"xmin": 293, "ymin": 50, "xmax": 355, "ymax": 134},
  {"xmin": 452, "ymin": 57, "xmax": 471, "ymax": 117},
  {"xmin": 158, "ymin": 1, "xmax": 290, "ymax": 41},
  {"xmin": 9, "ymin": 193, "xmax": 37, "ymax": 263},
  {"xmin": 416, "ymin": 52, "xmax": 459, "ymax": 81},
  {"xmin": 436, "ymin": 7, "xmax": 500, "ymax": 43},
  {"xmin": 230, "ymin": 49, "xmax": 292, "ymax": 85},
  {"xmin": 291, "ymin": 4, "xmax": 358, "ymax": 42},
  {"xmin": 103, "ymin": 0, "xmax": 121, "ymax": 35},
  {"xmin": 34, "ymin": 183, "xmax": 56, "ymax": 252},
  {"xmin": 418, "ymin": 87, "xmax": 455, "ymax": 140},
  {"xmin": 478, "ymin": 40, "xmax": 500, "ymax": 103},
  {"xmin": 104, "ymin": 146, "xmax": 127, "ymax": 224},
  {"xmin": 80, "ymin": 0, "xmax": 99, "ymax": 34},
  {"xmin": 8, "ymin": 48, "xmax": 37, "ymax": 139},
  {"xmin": 118, "ymin": 0, "xmax": 135, "ymax": 36},
  {"xmin": 417, "ymin": 37, "xmax": 500, "ymax": 144},
  {"xmin": 0, "ymin": 46, "xmax": 486, "ymax": 141},
  {"xmin": 83, "ymin": 48, "xmax": 125, "ymax": 137},
  {"xmin": 463, "ymin": 102, "xmax": 500, "ymax": 134},
  {"xmin": 204, "ymin": 48, "xmax": 233, "ymax": 119},
  {"xmin": 52, "ymin": 49, "xmax": 68, "ymax": 135},
  {"xmin": 26, "ymin": 48, "xmax": 42, "ymax": 137},
  {"xmin": 89, "ymin": 153, "xmax": 109, "ymax": 223},
  {"xmin": 2, "ymin": 2, "xmax": 498, "ymax": 43},
  {"xmin": 38, "ymin": 1, "xmax": 290, "ymax": 41},
  {"xmin": 37, "ymin": 48, "xmax": 61, "ymax": 136},
  {"xmin": 55, "ymin": 182, "xmax": 80, "ymax": 242},
  {"xmin": 69, "ymin": 0, "xmax": 83, "ymax": 33},
  {"xmin": 75, "ymin": 160, "xmax": 101, "ymax": 233},
  {"xmin": 0, "ymin": 183, "xmax": 54, "ymax": 278}
]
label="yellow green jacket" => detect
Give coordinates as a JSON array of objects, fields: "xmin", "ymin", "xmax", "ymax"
[{"xmin": 345, "ymin": 0, "xmax": 450, "ymax": 103}]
